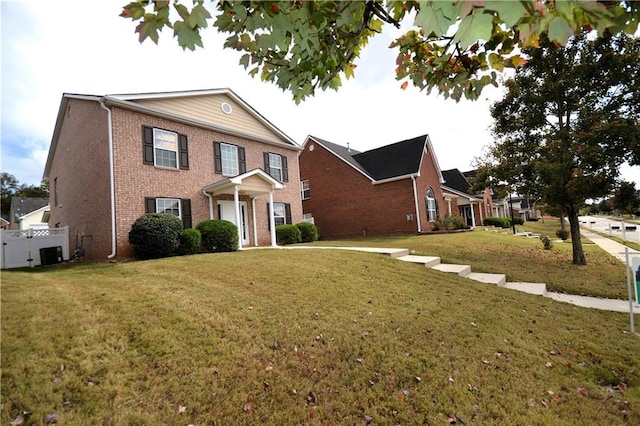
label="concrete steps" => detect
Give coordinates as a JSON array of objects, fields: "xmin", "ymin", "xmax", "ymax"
[
  {"xmin": 467, "ymin": 272, "xmax": 507, "ymax": 286},
  {"xmin": 503, "ymin": 282, "xmax": 547, "ymax": 295},
  {"xmin": 431, "ymin": 263, "xmax": 472, "ymax": 276},
  {"xmin": 396, "ymin": 255, "xmax": 441, "ymax": 267}
]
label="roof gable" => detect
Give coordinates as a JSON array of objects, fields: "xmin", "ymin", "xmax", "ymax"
[
  {"xmin": 353, "ymin": 135, "xmax": 426, "ymax": 180},
  {"xmin": 305, "ymin": 134, "xmax": 436, "ymax": 183},
  {"xmin": 108, "ymin": 88, "xmax": 297, "ymax": 147},
  {"xmin": 10, "ymin": 197, "xmax": 49, "ymax": 220},
  {"xmin": 442, "ymin": 169, "xmax": 472, "ymax": 194}
]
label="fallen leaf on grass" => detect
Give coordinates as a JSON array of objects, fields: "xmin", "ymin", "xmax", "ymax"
[
  {"xmin": 448, "ymin": 414, "xmax": 464, "ymax": 424},
  {"xmin": 243, "ymin": 403, "xmax": 252, "ymax": 412},
  {"xmin": 178, "ymin": 405, "xmax": 186, "ymax": 414},
  {"xmin": 545, "ymin": 362, "xmax": 553, "ymax": 369},
  {"xmin": 44, "ymin": 413, "xmax": 59, "ymax": 424},
  {"xmin": 527, "ymin": 398, "xmax": 536, "ymax": 407},
  {"xmin": 576, "ymin": 387, "xmax": 589, "ymax": 397}
]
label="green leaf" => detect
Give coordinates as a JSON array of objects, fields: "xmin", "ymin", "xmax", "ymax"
[
  {"xmin": 174, "ymin": 3, "xmax": 191, "ymax": 23},
  {"xmin": 174, "ymin": 21, "xmax": 203, "ymax": 51},
  {"xmin": 454, "ymin": 10, "xmax": 494, "ymax": 50},
  {"xmin": 484, "ymin": 1, "xmax": 527, "ymax": 28},
  {"xmin": 190, "ymin": 3, "xmax": 212, "ymax": 28},
  {"xmin": 414, "ymin": 1, "xmax": 457, "ymax": 37},
  {"xmin": 121, "ymin": 2, "xmax": 146, "ymax": 20},
  {"xmin": 547, "ymin": 16, "xmax": 574, "ymax": 46}
]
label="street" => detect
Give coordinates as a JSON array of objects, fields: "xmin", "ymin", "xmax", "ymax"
[{"xmin": 579, "ymin": 216, "xmax": 640, "ymax": 244}]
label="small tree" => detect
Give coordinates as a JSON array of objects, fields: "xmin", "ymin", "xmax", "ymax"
[
  {"xmin": 128, "ymin": 213, "xmax": 183, "ymax": 260},
  {"xmin": 197, "ymin": 220, "xmax": 238, "ymax": 252}
]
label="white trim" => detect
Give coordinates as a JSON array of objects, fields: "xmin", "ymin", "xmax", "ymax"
[
  {"xmin": 411, "ymin": 175, "xmax": 421, "ymax": 233},
  {"xmin": 373, "ymin": 173, "xmax": 417, "ymax": 185},
  {"xmin": 99, "ymin": 100, "xmax": 117, "ymax": 260},
  {"xmin": 441, "ymin": 185, "xmax": 482, "ymax": 201},
  {"xmin": 233, "ymin": 186, "xmax": 242, "ymax": 250},
  {"xmin": 269, "ymin": 192, "xmax": 277, "ymax": 247},
  {"xmin": 252, "ymin": 197, "xmax": 258, "ymax": 247}
]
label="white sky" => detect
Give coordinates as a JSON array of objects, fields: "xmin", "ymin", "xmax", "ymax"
[{"xmin": 1, "ymin": 0, "xmax": 638, "ymax": 188}]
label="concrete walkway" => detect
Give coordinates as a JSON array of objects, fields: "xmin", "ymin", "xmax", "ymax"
[{"xmin": 290, "ymin": 234, "xmax": 640, "ymax": 314}]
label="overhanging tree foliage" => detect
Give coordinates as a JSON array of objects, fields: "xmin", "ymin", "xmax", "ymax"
[
  {"xmin": 475, "ymin": 31, "xmax": 640, "ymax": 265},
  {"xmin": 120, "ymin": 1, "xmax": 639, "ymax": 103},
  {"xmin": 613, "ymin": 181, "xmax": 640, "ymax": 215}
]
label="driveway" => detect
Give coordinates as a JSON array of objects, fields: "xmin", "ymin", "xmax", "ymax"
[{"xmin": 579, "ymin": 216, "xmax": 640, "ymax": 245}]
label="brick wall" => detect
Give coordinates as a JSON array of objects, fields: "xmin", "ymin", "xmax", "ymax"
[
  {"xmin": 110, "ymin": 107, "xmax": 302, "ymax": 257},
  {"xmin": 47, "ymin": 98, "xmax": 112, "ymax": 260}
]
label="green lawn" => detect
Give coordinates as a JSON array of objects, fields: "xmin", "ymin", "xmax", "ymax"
[
  {"xmin": 306, "ymin": 217, "xmax": 630, "ymax": 299},
  {"xmin": 2, "ymin": 249, "xmax": 639, "ymax": 425}
]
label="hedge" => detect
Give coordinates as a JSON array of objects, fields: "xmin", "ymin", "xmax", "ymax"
[
  {"xmin": 128, "ymin": 213, "xmax": 183, "ymax": 260},
  {"xmin": 196, "ymin": 220, "xmax": 239, "ymax": 252},
  {"xmin": 295, "ymin": 222, "xmax": 319, "ymax": 242},
  {"xmin": 276, "ymin": 224, "xmax": 301, "ymax": 245},
  {"xmin": 177, "ymin": 228, "xmax": 202, "ymax": 256}
]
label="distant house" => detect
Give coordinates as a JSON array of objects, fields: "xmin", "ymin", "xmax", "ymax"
[
  {"xmin": 9, "ymin": 197, "xmax": 50, "ymax": 230},
  {"xmin": 44, "ymin": 89, "xmax": 303, "ymax": 261},
  {"xmin": 0, "ymin": 217, "xmax": 9, "ymax": 229},
  {"xmin": 440, "ymin": 169, "xmax": 489, "ymax": 227},
  {"xmin": 299, "ymin": 134, "xmax": 446, "ymax": 238}
]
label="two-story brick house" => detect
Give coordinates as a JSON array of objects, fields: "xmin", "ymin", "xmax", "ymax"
[
  {"xmin": 44, "ymin": 89, "xmax": 303, "ymax": 261},
  {"xmin": 299, "ymin": 134, "xmax": 447, "ymax": 238}
]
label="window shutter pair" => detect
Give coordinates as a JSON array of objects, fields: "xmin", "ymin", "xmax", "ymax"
[
  {"xmin": 142, "ymin": 125, "xmax": 189, "ymax": 170},
  {"xmin": 214, "ymin": 142, "xmax": 245, "ymax": 175},
  {"xmin": 263, "ymin": 152, "xmax": 289, "ymax": 182},
  {"xmin": 144, "ymin": 197, "xmax": 192, "ymax": 229},
  {"xmin": 266, "ymin": 202, "xmax": 292, "ymax": 230}
]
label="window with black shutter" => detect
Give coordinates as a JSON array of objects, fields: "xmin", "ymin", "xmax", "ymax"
[{"xmin": 142, "ymin": 125, "xmax": 189, "ymax": 170}]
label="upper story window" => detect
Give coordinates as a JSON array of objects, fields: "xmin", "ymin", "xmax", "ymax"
[
  {"xmin": 142, "ymin": 126, "xmax": 189, "ymax": 170},
  {"xmin": 426, "ymin": 188, "xmax": 438, "ymax": 222},
  {"xmin": 154, "ymin": 129, "xmax": 178, "ymax": 168},
  {"xmin": 301, "ymin": 180, "xmax": 310, "ymax": 200},
  {"xmin": 214, "ymin": 142, "xmax": 246, "ymax": 176},
  {"xmin": 264, "ymin": 152, "xmax": 289, "ymax": 182}
]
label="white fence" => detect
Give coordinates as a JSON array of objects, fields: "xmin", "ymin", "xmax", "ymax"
[{"xmin": 1, "ymin": 227, "xmax": 70, "ymax": 269}]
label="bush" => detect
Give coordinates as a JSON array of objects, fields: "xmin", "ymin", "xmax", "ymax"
[
  {"xmin": 197, "ymin": 220, "xmax": 238, "ymax": 252},
  {"xmin": 128, "ymin": 213, "xmax": 183, "ymax": 260},
  {"xmin": 526, "ymin": 217, "xmax": 539, "ymax": 222},
  {"xmin": 432, "ymin": 214, "xmax": 467, "ymax": 231},
  {"xmin": 483, "ymin": 217, "xmax": 511, "ymax": 228},
  {"xmin": 276, "ymin": 224, "xmax": 301, "ymax": 245},
  {"xmin": 540, "ymin": 235, "xmax": 553, "ymax": 250},
  {"xmin": 555, "ymin": 229, "xmax": 569, "ymax": 240},
  {"xmin": 295, "ymin": 222, "xmax": 319, "ymax": 242},
  {"xmin": 177, "ymin": 228, "xmax": 202, "ymax": 256},
  {"xmin": 512, "ymin": 217, "xmax": 524, "ymax": 225}
]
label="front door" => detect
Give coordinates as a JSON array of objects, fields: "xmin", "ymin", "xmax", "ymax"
[{"xmin": 217, "ymin": 201, "xmax": 249, "ymax": 246}]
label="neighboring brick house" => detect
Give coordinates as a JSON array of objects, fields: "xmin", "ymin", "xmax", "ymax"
[
  {"xmin": 44, "ymin": 89, "xmax": 303, "ymax": 261},
  {"xmin": 299, "ymin": 134, "xmax": 446, "ymax": 238},
  {"xmin": 440, "ymin": 169, "xmax": 488, "ymax": 227}
]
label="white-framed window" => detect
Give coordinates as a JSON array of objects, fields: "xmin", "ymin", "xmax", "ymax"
[
  {"xmin": 273, "ymin": 202, "xmax": 286, "ymax": 226},
  {"xmin": 268, "ymin": 153, "xmax": 282, "ymax": 181},
  {"xmin": 220, "ymin": 143, "xmax": 238, "ymax": 175},
  {"xmin": 153, "ymin": 129, "xmax": 179, "ymax": 169},
  {"xmin": 301, "ymin": 180, "xmax": 310, "ymax": 200},
  {"xmin": 426, "ymin": 188, "xmax": 438, "ymax": 222},
  {"xmin": 156, "ymin": 198, "xmax": 181, "ymax": 217}
]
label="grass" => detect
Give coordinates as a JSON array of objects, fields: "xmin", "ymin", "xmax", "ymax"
[
  {"xmin": 306, "ymin": 217, "xmax": 629, "ymax": 299},
  {"xmin": 1, "ymin": 250, "xmax": 639, "ymax": 425}
]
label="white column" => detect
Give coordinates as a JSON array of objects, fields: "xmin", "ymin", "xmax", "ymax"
[
  {"xmin": 269, "ymin": 191, "xmax": 277, "ymax": 247},
  {"xmin": 252, "ymin": 197, "xmax": 258, "ymax": 247},
  {"xmin": 447, "ymin": 199, "xmax": 452, "ymax": 215},
  {"xmin": 470, "ymin": 201, "xmax": 477, "ymax": 227},
  {"xmin": 233, "ymin": 185, "xmax": 242, "ymax": 250}
]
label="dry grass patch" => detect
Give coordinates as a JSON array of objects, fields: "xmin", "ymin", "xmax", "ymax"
[
  {"xmin": 308, "ymin": 218, "xmax": 629, "ymax": 299},
  {"xmin": 2, "ymin": 250, "xmax": 639, "ymax": 425}
]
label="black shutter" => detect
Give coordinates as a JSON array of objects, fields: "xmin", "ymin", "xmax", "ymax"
[
  {"xmin": 181, "ymin": 199, "xmax": 192, "ymax": 229},
  {"xmin": 282, "ymin": 156, "xmax": 289, "ymax": 182},
  {"xmin": 285, "ymin": 203, "xmax": 292, "ymax": 225},
  {"xmin": 143, "ymin": 126, "xmax": 154, "ymax": 165},
  {"xmin": 179, "ymin": 134, "xmax": 189, "ymax": 170},
  {"xmin": 263, "ymin": 152, "xmax": 270, "ymax": 176},
  {"xmin": 145, "ymin": 197, "xmax": 156, "ymax": 213},
  {"xmin": 213, "ymin": 142, "xmax": 222, "ymax": 174},
  {"xmin": 238, "ymin": 147, "xmax": 246, "ymax": 174},
  {"xmin": 266, "ymin": 202, "xmax": 271, "ymax": 231}
]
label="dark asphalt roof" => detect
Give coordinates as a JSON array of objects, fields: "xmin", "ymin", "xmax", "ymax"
[{"xmin": 441, "ymin": 169, "xmax": 472, "ymax": 194}]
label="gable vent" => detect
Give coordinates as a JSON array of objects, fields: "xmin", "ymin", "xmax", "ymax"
[{"xmin": 221, "ymin": 102, "xmax": 233, "ymax": 115}]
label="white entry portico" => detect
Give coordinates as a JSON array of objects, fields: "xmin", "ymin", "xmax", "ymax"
[{"xmin": 202, "ymin": 169, "xmax": 284, "ymax": 249}]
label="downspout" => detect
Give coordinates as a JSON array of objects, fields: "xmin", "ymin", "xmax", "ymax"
[
  {"xmin": 411, "ymin": 175, "xmax": 421, "ymax": 233},
  {"xmin": 202, "ymin": 189, "xmax": 214, "ymax": 219},
  {"xmin": 99, "ymin": 100, "xmax": 117, "ymax": 259}
]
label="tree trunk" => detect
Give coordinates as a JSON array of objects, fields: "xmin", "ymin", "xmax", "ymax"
[{"xmin": 567, "ymin": 204, "xmax": 587, "ymax": 265}]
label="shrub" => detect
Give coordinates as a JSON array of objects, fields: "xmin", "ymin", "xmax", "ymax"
[
  {"xmin": 527, "ymin": 217, "xmax": 540, "ymax": 222},
  {"xmin": 276, "ymin": 224, "xmax": 301, "ymax": 245},
  {"xmin": 295, "ymin": 222, "xmax": 318, "ymax": 242},
  {"xmin": 197, "ymin": 220, "xmax": 238, "ymax": 252},
  {"xmin": 177, "ymin": 228, "xmax": 202, "ymax": 256},
  {"xmin": 483, "ymin": 217, "xmax": 511, "ymax": 228},
  {"xmin": 128, "ymin": 213, "xmax": 183, "ymax": 260},
  {"xmin": 512, "ymin": 217, "xmax": 524, "ymax": 225},
  {"xmin": 555, "ymin": 229, "xmax": 569, "ymax": 240},
  {"xmin": 540, "ymin": 235, "xmax": 553, "ymax": 250},
  {"xmin": 432, "ymin": 214, "xmax": 467, "ymax": 231}
]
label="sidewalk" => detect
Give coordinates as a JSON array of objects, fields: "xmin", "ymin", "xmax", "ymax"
[{"xmin": 580, "ymin": 228, "xmax": 640, "ymax": 263}]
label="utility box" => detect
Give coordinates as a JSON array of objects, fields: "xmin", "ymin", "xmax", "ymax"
[{"xmin": 40, "ymin": 246, "xmax": 63, "ymax": 266}]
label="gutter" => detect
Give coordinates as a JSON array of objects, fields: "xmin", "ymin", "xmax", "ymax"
[
  {"xmin": 202, "ymin": 189, "xmax": 214, "ymax": 219},
  {"xmin": 99, "ymin": 100, "xmax": 117, "ymax": 259},
  {"xmin": 411, "ymin": 174, "xmax": 422, "ymax": 233}
]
